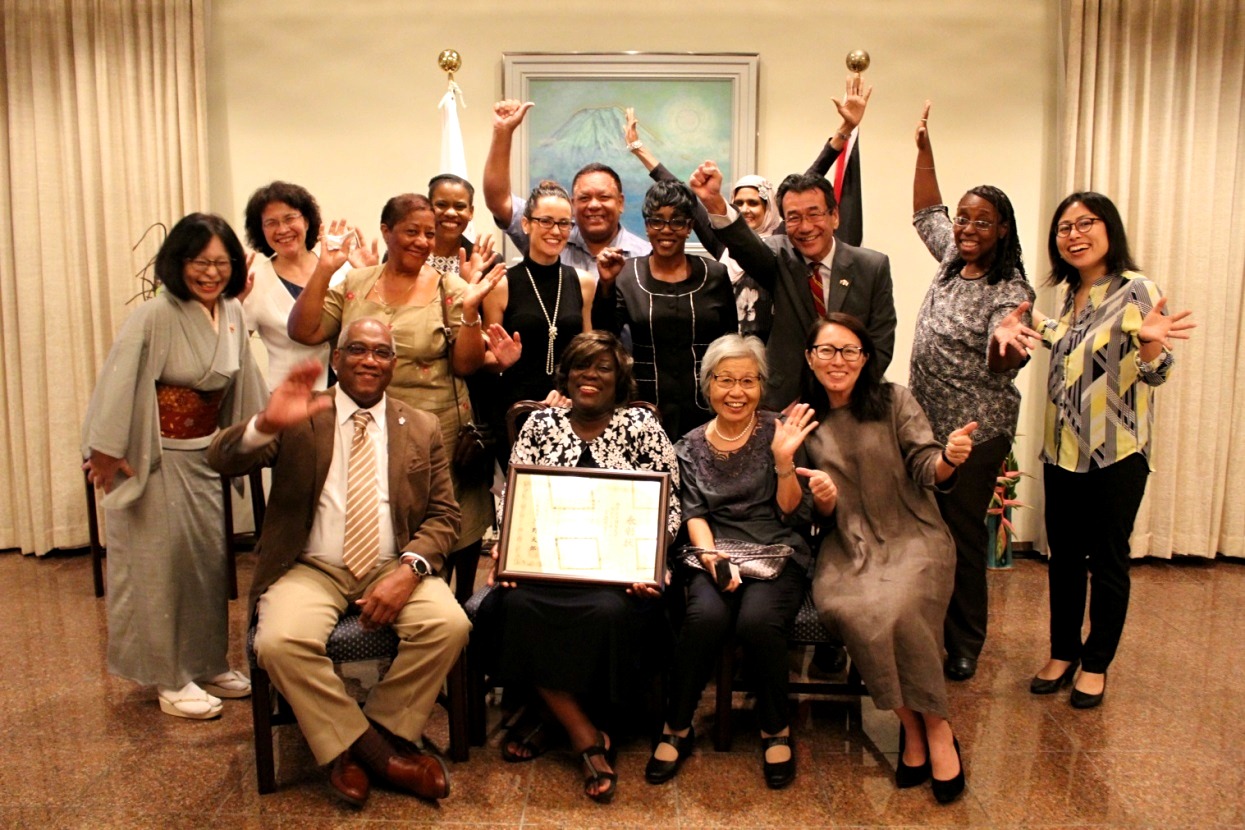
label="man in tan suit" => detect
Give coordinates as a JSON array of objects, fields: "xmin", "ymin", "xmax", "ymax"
[{"xmin": 208, "ymin": 317, "xmax": 469, "ymax": 807}]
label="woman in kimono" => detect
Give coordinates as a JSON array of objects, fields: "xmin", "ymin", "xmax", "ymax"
[{"xmin": 83, "ymin": 213, "xmax": 267, "ymax": 720}]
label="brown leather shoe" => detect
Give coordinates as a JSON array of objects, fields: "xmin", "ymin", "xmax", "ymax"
[
  {"xmin": 377, "ymin": 752, "xmax": 451, "ymax": 800},
  {"xmin": 329, "ymin": 751, "xmax": 370, "ymax": 807}
]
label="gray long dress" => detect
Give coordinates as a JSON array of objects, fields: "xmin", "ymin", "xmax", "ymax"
[
  {"xmin": 806, "ymin": 385, "xmax": 955, "ymax": 717},
  {"xmin": 82, "ymin": 291, "xmax": 266, "ymax": 688}
]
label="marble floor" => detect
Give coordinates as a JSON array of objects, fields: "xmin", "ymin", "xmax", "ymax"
[{"xmin": 3, "ymin": 550, "xmax": 1243, "ymax": 829}]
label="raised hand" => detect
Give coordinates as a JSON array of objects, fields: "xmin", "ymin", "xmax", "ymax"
[
  {"xmin": 460, "ymin": 255, "xmax": 506, "ymax": 319},
  {"xmin": 916, "ymin": 101, "xmax": 932, "ymax": 152},
  {"xmin": 474, "ymin": 233, "xmax": 497, "ymax": 267},
  {"xmin": 255, "ymin": 358, "xmax": 334, "ymax": 434},
  {"xmin": 994, "ymin": 301, "xmax": 1043, "ymax": 358},
  {"xmin": 688, "ymin": 161, "xmax": 727, "ymax": 214},
  {"xmin": 944, "ymin": 421, "xmax": 978, "ymax": 467},
  {"xmin": 771, "ymin": 404, "xmax": 819, "ymax": 467},
  {"xmin": 1138, "ymin": 296, "xmax": 1196, "ymax": 348},
  {"xmin": 624, "ymin": 107, "xmax": 640, "ymax": 145},
  {"xmin": 832, "ymin": 73, "xmax": 873, "ymax": 129},
  {"xmin": 485, "ymin": 323, "xmax": 522, "ymax": 370},
  {"xmin": 541, "ymin": 388, "xmax": 572, "ymax": 408},
  {"xmin": 595, "ymin": 247, "xmax": 625, "ymax": 285},
  {"xmin": 84, "ymin": 450, "xmax": 136, "ymax": 493},
  {"xmin": 796, "ymin": 467, "xmax": 838, "ymax": 514},
  {"xmin": 316, "ymin": 224, "xmax": 355, "ymax": 274},
  {"xmin": 493, "ymin": 99, "xmax": 534, "ymax": 133},
  {"xmin": 349, "ymin": 232, "xmax": 379, "ymax": 268}
]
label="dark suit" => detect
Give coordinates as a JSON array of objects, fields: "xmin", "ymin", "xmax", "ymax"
[
  {"xmin": 207, "ymin": 393, "xmax": 469, "ymax": 765},
  {"xmin": 714, "ymin": 214, "xmax": 896, "ymax": 409}
]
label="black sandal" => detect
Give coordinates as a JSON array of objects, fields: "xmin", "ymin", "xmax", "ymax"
[
  {"xmin": 579, "ymin": 733, "xmax": 618, "ymax": 804},
  {"xmin": 501, "ymin": 715, "xmax": 553, "ymax": 763},
  {"xmin": 645, "ymin": 726, "xmax": 695, "ymax": 784}
]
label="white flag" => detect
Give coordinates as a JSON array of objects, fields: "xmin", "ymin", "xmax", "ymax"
[{"xmin": 438, "ymin": 82, "xmax": 476, "ymax": 242}]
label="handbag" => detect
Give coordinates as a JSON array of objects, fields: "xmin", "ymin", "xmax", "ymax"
[
  {"xmin": 438, "ymin": 277, "xmax": 497, "ymax": 486},
  {"xmin": 674, "ymin": 538, "xmax": 794, "ymax": 582}
]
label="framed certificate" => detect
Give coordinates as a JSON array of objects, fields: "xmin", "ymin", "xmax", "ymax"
[{"xmin": 497, "ymin": 464, "xmax": 672, "ymax": 586}]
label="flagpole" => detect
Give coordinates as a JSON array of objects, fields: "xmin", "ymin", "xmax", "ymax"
[{"xmin": 437, "ymin": 49, "xmax": 476, "ymax": 241}]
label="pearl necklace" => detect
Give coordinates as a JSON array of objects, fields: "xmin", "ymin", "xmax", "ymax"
[
  {"xmin": 527, "ymin": 264, "xmax": 562, "ymax": 375},
  {"xmin": 711, "ymin": 412, "xmax": 755, "ymax": 442}
]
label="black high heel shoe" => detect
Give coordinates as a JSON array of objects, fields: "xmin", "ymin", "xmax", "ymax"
[
  {"xmin": 1029, "ymin": 660, "xmax": 1079, "ymax": 695},
  {"xmin": 931, "ymin": 737, "xmax": 965, "ymax": 805},
  {"xmin": 645, "ymin": 726, "xmax": 695, "ymax": 784},
  {"xmin": 895, "ymin": 724, "xmax": 931, "ymax": 789},
  {"xmin": 761, "ymin": 734, "xmax": 796, "ymax": 790},
  {"xmin": 1070, "ymin": 672, "xmax": 1106, "ymax": 709}
]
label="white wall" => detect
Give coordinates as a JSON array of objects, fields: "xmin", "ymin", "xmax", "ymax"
[{"xmin": 205, "ymin": 0, "xmax": 1061, "ymax": 542}]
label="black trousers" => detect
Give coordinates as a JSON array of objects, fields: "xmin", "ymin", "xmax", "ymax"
[
  {"xmin": 666, "ymin": 563, "xmax": 807, "ymax": 736},
  {"xmin": 1043, "ymin": 454, "xmax": 1150, "ymax": 673},
  {"xmin": 937, "ymin": 435, "xmax": 1013, "ymax": 662}
]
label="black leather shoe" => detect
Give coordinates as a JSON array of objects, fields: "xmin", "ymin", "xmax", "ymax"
[
  {"xmin": 1029, "ymin": 660, "xmax": 1079, "ymax": 695},
  {"xmin": 943, "ymin": 656, "xmax": 977, "ymax": 681},
  {"xmin": 1070, "ymin": 672, "xmax": 1106, "ymax": 709},
  {"xmin": 931, "ymin": 737, "xmax": 965, "ymax": 805},
  {"xmin": 761, "ymin": 734, "xmax": 796, "ymax": 790},
  {"xmin": 645, "ymin": 726, "xmax": 695, "ymax": 784},
  {"xmin": 894, "ymin": 725, "xmax": 930, "ymax": 789}
]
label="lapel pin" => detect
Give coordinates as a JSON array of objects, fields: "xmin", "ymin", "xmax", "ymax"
[
  {"xmin": 839, "ymin": 279, "xmax": 849, "ymax": 287},
  {"xmin": 398, "ymin": 416, "xmax": 406, "ymax": 425}
]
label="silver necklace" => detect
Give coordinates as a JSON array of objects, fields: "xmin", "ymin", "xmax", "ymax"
[
  {"xmin": 374, "ymin": 269, "xmax": 413, "ymax": 311},
  {"xmin": 711, "ymin": 412, "xmax": 755, "ymax": 442},
  {"xmin": 527, "ymin": 264, "xmax": 562, "ymax": 375}
]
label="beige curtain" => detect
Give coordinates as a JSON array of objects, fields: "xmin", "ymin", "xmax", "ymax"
[
  {"xmin": 0, "ymin": 0, "xmax": 208, "ymax": 554},
  {"xmin": 1060, "ymin": 0, "xmax": 1245, "ymax": 558}
]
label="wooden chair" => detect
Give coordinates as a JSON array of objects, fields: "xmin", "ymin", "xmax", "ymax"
[
  {"xmin": 248, "ymin": 615, "xmax": 471, "ymax": 793},
  {"xmin": 712, "ymin": 591, "xmax": 867, "ymax": 750},
  {"xmin": 85, "ymin": 469, "xmax": 257, "ymax": 600}
]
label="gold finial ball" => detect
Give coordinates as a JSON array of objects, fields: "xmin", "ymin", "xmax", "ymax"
[
  {"xmin": 438, "ymin": 49, "xmax": 462, "ymax": 74},
  {"xmin": 846, "ymin": 49, "xmax": 871, "ymax": 73}
]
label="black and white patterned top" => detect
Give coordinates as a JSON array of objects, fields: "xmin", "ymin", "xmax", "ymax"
[
  {"xmin": 505, "ymin": 405, "xmax": 682, "ymax": 537},
  {"xmin": 909, "ymin": 205, "xmax": 1035, "ymax": 444}
]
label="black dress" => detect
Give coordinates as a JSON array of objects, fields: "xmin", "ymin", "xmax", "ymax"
[
  {"xmin": 501, "ymin": 258, "xmax": 583, "ymax": 408},
  {"xmin": 592, "ymin": 255, "xmax": 736, "ymax": 441},
  {"xmin": 496, "ymin": 407, "xmax": 680, "ymax": 716}
]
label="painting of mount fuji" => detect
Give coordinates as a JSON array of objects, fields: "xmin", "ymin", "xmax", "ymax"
[{"xmin": 504, "ymin": 54, "xmax": 759, "ymax": 245}]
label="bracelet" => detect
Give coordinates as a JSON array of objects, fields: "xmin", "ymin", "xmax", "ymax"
[
  {"xmin": 627, "ymin": 140, "xmax": 644, "ymax": 151},
  {"xmin": 774, "ymin": 463, "xmax": 796, "ymax": 479},
  {"xmin": 460, "ymin": 315, "xmax": 482, "ymax": 328},
  {"xmin": 916, "ymin": 165, "xmax": 936, "ymax": 170},
  {"xmin": 941, "ymin": 450, "xmax": 959, "ymax": 469}
]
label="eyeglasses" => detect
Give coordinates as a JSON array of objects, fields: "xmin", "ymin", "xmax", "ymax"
[
  {"xmin": 711, "ymin": 374, "xmax": 761, "ymax": 391},
  {"xmin": 261, "ymin": 212, "xmax": 303, "ymax": 231},
  {"xmin": 952, "ymin": 215, "xmax": 995, "ymax": 231},
  {"xmin": 783, "ymin": 208, "xmax": 831, "ymax": 227},
  {"xmin": 186, "ymin": 258, "xmax": 233, "ymax": 274},
  {"xmin": 1056, "ymin": 216, "xmax": 1102, "ymax": 237},
  {"xmin": 343, "ymin": 343, "xmax": 397, "ymax": 362},
  {"xmin": 528, "ymin": 215, "xmax": 574, "ymax": 231},
  {"xmin": 808, "ymin": 344, "xmax": 864, "ymax": 362},
  {"xmin": 644, "ymin": 216, "xmax": 692, "ymax": 232}
]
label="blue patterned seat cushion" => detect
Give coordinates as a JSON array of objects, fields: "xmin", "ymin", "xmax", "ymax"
[
  {"xmin": 247, "ymin": 609, "xmax": 399, "ymax": 668},
  {"xmin": 463, "ymin": 584, "xmax": 494, "ymax": 620}
]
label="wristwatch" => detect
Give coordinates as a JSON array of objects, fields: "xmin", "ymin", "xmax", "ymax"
[{"xmin": 400, "ymin": 553, "xmax": 432, "ymax": 577}]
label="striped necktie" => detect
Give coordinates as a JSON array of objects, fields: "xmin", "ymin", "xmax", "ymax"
[
  {"xmin": 808, "ymin": 262, "xmax": 828, "ymax": 318},
  {"xmin": 341, "ymin": 410, "xmax": 380, "ymax": 579}
]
